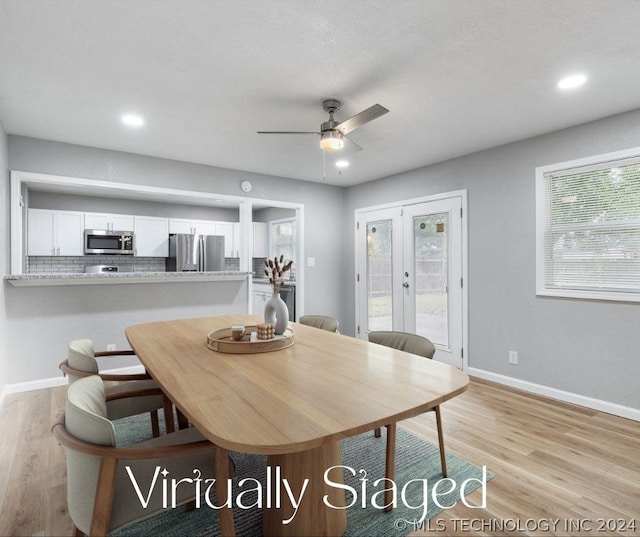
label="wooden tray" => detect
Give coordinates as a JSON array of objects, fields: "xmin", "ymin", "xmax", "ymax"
[{"xmin": 207, "ymin": 325, "xmax": 295, "ymax": 354}]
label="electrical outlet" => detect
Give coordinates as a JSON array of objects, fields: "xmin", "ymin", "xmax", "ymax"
[
  {"xmin": 509, "ymin": 350, "xmax": 519, "ymax": 365},
  {"xmin": 307, "ymin": 257, "xmax": 316, "ymax": 267},
  {"xmin": 106, "ymin": 344, "xmax": 117, "ymax": 352}
]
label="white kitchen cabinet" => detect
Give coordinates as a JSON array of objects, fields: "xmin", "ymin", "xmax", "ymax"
[
  {"xmin": 194, "ymin": 220, "xmax": 217, "ymax": 236},
  {"xmin": 27, "ymin": 209, "xmax": 84, "ymax": 256},
  {"xmin": 252, "ymin": 222, "xmax": 268, "ymax": 258},
  {"xmin": 134, "ymin": 216, "xmax": 169, "ymax": 257},
  {"xmin": 110, "ymin": 214, "xmax": 135, "ymax": 231},
  {"xmin": 233, "ymin": 222, "xmax": 240, "ymax": 257},
  {"xmin": 168, "ymin": 218, "xmax": 192, "ymax": 234},
  {"xmin": 215, "ymin": 222, "xmax": 237, "ymax": 257},
  {"xmin": 252, "ymin": 283, "xmax": 272, "ymax": 314},
  {"xmin": 84, "ymin": 212, "xmax": 134, "ymax": 231},
  {"xmin": 169, "ymin": 218, "xmax": 217, "ymax": 236}
]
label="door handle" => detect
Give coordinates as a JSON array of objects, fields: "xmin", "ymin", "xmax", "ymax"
[{"xmin": 403, "ymin": 282, "xmax": 410, "ymax": 288}]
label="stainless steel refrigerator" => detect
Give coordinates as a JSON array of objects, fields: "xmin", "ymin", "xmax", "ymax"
[{"xmin": 166, "ymin": 233, "xmax": 225, "ymax": 271}]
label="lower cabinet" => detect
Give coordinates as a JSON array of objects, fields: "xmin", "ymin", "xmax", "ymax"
[{"xmin": 252, "ymin": 283, "xmax": 273, "ymax": 315}]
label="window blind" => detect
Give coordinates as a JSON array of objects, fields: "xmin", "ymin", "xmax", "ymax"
[
  {"xmin": 543, "ymin": 159, "xmax": 640, "ymax": 294},
  {"xmin": 270, "ymin": 219, "xmax": 296, "ymax": 261}
]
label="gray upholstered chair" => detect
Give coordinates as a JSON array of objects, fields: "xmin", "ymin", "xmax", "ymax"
[
  {"xmin": 299, "ymin": 315, "xmax": 339, "ymax": 333},
  {"xmin": 59, "ymin": 339, "xmax": 169, "ymax": 436},
  {"xmin": 368, "ymin": 330, "xmax": 447, "ymax": 510},
  {"xmin": 52, "ymin": 375, "xmax": 235, "ymax": 537}
]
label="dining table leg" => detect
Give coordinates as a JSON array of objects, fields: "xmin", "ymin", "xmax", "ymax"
[
  {"xmin": 263, "ymin": 441, "xmax": 347, "ymax": 537},
  {"xmin": 162, "ymin": 395, "xmax": 175, "ymax": 434},
  {"xmin": 215, "ymin": 446, "xmax": 236, "ymax": 537}
]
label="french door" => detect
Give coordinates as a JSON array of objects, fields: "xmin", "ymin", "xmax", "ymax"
[{"xmin": 355, "ymin": 194, "xmax": 465, "ymax": 368}]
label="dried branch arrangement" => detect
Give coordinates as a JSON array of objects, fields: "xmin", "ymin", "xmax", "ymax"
[{"xmin": 264, "ymin": 255, "xmax": 293, "ymax": 293}]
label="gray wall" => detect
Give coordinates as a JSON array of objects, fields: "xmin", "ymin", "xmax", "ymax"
[
  {"xmin": 344, "ymin": 108, "xmax": 640, "ymax": 410},
  {"xmin": 29, "ymin": 191, "xmax": 240, "ymax": 221},
  {"xmin": 0, "ymin": 121, "xmax": 8, "ymax": 396},
  {"xmin": 6, "ymin": 136, "xmax": 345, "ymax": 384},
  {"xmin": 253, "ymin": 207, "xmax": 296, "ymax": 223}
]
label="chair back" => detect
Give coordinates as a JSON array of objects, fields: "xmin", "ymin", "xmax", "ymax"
[
  {"xmin": 299, "ymin": 315, "xmax": 339, "ymax": 333},
  {"xmin": 65, "ymin": 375, "xmax": 117, "ymax": 534},
  {"xmin": 368, "ymin": 331, "xmax": 435, "ymax": 359},
  {"xmin": 67, "ymin": 339, "xmax": 99, "ymax": 383},
  {"xmin": 57, "ymin": 377, "xmax": 224, "ymax": 535}
]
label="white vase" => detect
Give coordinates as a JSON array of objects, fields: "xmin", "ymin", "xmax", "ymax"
[{"xmin": 264, "ymin": 291, "xmax": 289, "ymax": 335}]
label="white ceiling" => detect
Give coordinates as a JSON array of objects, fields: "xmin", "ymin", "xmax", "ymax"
[{"xmin": 2, "ymin": 1, "xmax": 640, "ymax": 187}]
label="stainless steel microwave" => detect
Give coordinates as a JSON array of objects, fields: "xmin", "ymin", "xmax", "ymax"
[{"xmin": 84, "ymin": 229, "xmax": 134, "ymax": 255}]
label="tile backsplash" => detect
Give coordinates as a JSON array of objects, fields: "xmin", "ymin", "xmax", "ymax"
[
  {"xmin": 252, "ymin": 257, "xmax": 296, "ymax": 280},
  {"xmin": 27, "ymin": 256, "xmax": 240, "ymax": 273},
  {"xmin": 253, "ymin": 257, "xmax": 267, "ymax": 276}
]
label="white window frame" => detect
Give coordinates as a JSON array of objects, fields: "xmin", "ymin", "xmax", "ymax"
[
  {"xmin": 536, "ymin": 146, "xmax": 640, "ymax": 302},
  {"xmin": 269, "ymin": 217, "xmax": 297, "ymax": 261}
]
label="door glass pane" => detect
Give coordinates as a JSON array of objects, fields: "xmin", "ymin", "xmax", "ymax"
[
  {"xmin": 414, "ymin": 213, "xmax": 449, "ymax": 347},
  {"xmin": 367, "ymin": 220, "xmax": 393, "ymax": 331}
]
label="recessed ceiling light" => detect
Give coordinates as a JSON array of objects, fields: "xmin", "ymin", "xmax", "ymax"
[
  {"xmin": 121, "ymin": 114, "xmax": 144, "ymax": 127},
  {"xmin": 335, "ymin": 160, "xmax": 349, "ymax": 168},
  {"xmin": 557, "ymin": 74, "xmax": 587, "ymax": 90}
]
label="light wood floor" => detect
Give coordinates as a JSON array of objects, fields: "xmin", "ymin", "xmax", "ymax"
[{"xmin": 0, "ymin": 378, "xmax": 638, "ymax": 536}]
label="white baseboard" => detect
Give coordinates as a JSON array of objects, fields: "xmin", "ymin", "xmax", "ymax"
[
  {"xmin": 0, "ymin": 365, "xmax": 147, "ymax": 403},
  {"xmin": 467, "ymin": 367, "xmax": 640, "ymax": 422}
]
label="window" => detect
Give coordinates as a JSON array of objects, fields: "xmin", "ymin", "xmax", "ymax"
[
  {"xmin": 536, "ymin": 149, "xmax": 640, "ymax": 302},
  {"xmin": 270, "ymin": 218, "xmax": 296, "ymax": 264}
]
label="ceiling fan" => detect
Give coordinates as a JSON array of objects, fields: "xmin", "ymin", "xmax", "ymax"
[{"xmin": 257, "ymin": 99, "xmax": 389, "ymax": 152}]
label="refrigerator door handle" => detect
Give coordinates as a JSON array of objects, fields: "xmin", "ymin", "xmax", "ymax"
[{"xmin": 199, "ymin": 235, "xmax": 204, "ymax": 272}]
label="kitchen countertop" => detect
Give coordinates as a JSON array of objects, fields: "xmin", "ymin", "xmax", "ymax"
[
  {"xmin": 4, "ymin": 271, "xmax": 251, "ymax": 287},
  {"xmin": 252, "ymin": 278, "xmax": 296, "ymax": 286}
]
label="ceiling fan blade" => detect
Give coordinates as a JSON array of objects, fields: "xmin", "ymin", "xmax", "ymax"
[
  {"xmin": 336, "ymin": 104, "xmax": 389, "ymax": 135},
  {"xmin": 257, "ymin": 131, "xmax": 320, "ymax": 135},
  {"xmin": 344, "ymin": 135, "xmax": 363, "ymax": 152}
]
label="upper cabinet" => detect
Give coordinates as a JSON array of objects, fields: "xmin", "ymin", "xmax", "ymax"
[
  {"xmin": 134, "ymin": 216, "xmax": 169, "ymax": 257},
  {"xmin": 27, "ymin": 209, "xmax": 84, "ymax": 256},
  {"xmin": 84, "ymin": 212, "xmax": 135, "ymax": 231},
  {"xmin": 168, "ymin": 219, "xmax": 240, "ymax": 257},
  {"xmin": 169, "ymin": 218, "xmax": 216, "ymax": 236},
  {"xmin": 252, "ymin": 222, "xmax": 269, "ymax": 258},
  {"xmin": 215, "ymin": 222, "xmax": 237, "ymax": 257}
]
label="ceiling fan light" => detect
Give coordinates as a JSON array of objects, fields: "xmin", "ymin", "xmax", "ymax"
[
  {"xmin": 320, "ymin": 131, "xmax": 344, "ymax": 151},
  {"xmin": 121, "ymin": 114, "xmax": 144, "ymax": 127}
]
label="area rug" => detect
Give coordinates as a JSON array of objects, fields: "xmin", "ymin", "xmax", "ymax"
[{"xmin": 112, "ymin": 414, "xmax": 492, "ymax": 537}]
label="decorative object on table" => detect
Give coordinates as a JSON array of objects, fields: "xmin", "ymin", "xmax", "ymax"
[
  {"xmin": 263, "ymin": 255, "xmax": 293, "ymax": 335},
  {"xmin": 207, "ymin": 326, "xmax": 294, "ymax": 353},
  {"xmin": 256, "ymin": 323, "xmax": 275, "ymax": 340},
  {"xmin": 231, "ymin": 325, "xmax": 245, "ymax": 341}
]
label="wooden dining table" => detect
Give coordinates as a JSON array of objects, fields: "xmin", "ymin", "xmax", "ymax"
[{"xmin": 125, "ymin": 314, "xmax": 469, "ymax": 537}]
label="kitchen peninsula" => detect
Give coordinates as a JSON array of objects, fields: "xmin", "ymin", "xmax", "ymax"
[
  {"xmin": 4, "ymin": 170, "xmax": 304, "ymax": 391},
  {"xmin": 4, "ymin": 270, "xmax": 250, "ymax": 287},
  {"xmin": 3, "ymin": 270, "xmax": 253, "ymax": 388}
]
